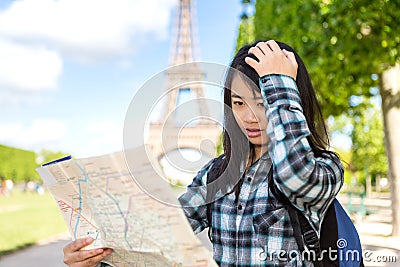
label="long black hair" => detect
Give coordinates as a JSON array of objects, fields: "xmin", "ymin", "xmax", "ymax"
[{"xmin": 217, "ymin": 40, "xmax": 335, "ymax": 199}]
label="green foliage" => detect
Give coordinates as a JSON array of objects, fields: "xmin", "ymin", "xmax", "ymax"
[
  {"xmin": 330, "ymin": 98, "xmax": 388, "ymax": 185},
  {"xmin": 0, "ymin": 145, "xmax": 39, "ymax": 182},
  {"xmin": 253, "ymin": 0, "xmax": 400, "ymax": 118},
  {"xmin": 216, "ymin": 132, "xmax": 224, "ymax": 156},
  {"xmin": 351, "ymin": 97, "xmax": 387, "ymax": 184},
  {"xmin": 235, "ymin": 16, "xmax": 255, "ymax": 54},
  {"xmin": 332, "ymin": 147, "xmax": 353, "ymax": 185},
  {"xmin": 0, "ymin": 145, "xmax": 70, "ymax": 183}
]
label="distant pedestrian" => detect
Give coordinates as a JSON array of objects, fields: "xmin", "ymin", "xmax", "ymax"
[{"xmin": 4, "ymin": 179, "xmax": 14, "ymax": 196}]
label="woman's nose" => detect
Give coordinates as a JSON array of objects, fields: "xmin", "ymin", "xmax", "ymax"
[{"xmin": 243, "ymin": 106, "xmax": 258, "ymax": 122}]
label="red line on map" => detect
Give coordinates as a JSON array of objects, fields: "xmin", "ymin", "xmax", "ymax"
[{"xmin": 57, "ymin": 200, "xmax": 100, "ymax": 230}]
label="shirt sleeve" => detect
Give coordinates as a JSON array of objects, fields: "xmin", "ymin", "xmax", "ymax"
[
  {"xmin": 260, "ymin": 74, "xmax": 344, "ymax": 231},
  {"xmin": 178, "ymin": 159, "xmax": 214, "ymax": 234}
]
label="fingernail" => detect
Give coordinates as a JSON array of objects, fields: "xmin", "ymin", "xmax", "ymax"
[
  {"xmin": 95, "ymin": 248, "xmax": 104, "ymax": 254},
  {"xmin": 85, "ymin": 237, "xmax": 93, "ymax": 243}
]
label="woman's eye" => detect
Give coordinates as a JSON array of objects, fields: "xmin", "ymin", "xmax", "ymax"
[
  {"xmin": 233, "ymin": 101, "xmax": 244, "ymax": 106},
  {"xmin": 257, "ymin": 102, "xmax": 264, "ymax": 107}
]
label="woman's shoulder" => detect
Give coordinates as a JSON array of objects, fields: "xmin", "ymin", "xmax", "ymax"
[
  {"xmin": 204, "ymin": 154, "xmax": 226, "ymax": 180},
  {"xmin": 201, "ymin": 154, "xmax": 225, "ymax": 173},
  {"xmin": 187, "ymin": 154, "xmax": 226, "ymax": 188}
]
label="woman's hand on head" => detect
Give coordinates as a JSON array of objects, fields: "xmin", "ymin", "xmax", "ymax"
[
  {"xmin": 63, "ymin": 237, "xmax": 113, "ymax": 267},
  {"xmin": 245, "ymin": 40, "xmax": 298, "ymax": 80}
]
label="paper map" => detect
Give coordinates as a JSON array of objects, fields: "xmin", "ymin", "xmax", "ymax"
[{"xmin": 36, "ymin": 147, "xmax": 217, "ymax": 267}]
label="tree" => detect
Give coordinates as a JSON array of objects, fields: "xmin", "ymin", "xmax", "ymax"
[
  {"xmin": 351, "ymin": 97, "xmax": 387, "ymax": 184},
  {"xmin": 0, "ymin": 145, "xmax": 39, "ymax": 182},
  {"xmin": 234, "ymin": 0, "xmax": 256, "ymax": 54},
  {"xmin": 379, "ymin": 64, "xmax": 400, "ymax": 235},
  {"xmin": 235, "ymin": 16, "xmax": 255, "ymax": 54},
  {"xmin": 252, "ymin": 0, "xmax": 400, "ymax": 235}
]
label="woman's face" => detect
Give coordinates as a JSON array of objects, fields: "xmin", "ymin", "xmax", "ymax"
[{"xmin": 230, "ymin": 75, "xmax": 269, "ymax": 149}]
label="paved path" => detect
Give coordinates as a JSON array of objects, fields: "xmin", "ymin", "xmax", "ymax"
[{"xmin": 0, "ymin": 233, "xmax": 70, "ymax": 267}]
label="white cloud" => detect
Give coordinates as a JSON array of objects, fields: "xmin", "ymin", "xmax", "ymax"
[
  {"xmin": 0, "ymin": 0, "xmax": 176, "ymax": 103},
  {"xmin": 0, "ymin": 0, "xmax": 177, "ymax": 61},
  {"xmin": 0, "ymin": 119, "xmax": 67, "ymax": 151},
  {"xmin": 0, "ymin": 38, "xmax": 62, "ymax": 92},
  {"xmin": 78, "ymin": 120, "xmax": 124, "ymax": 157}
]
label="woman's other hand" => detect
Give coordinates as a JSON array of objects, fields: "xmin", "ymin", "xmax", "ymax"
[
  {"xmin": 63, "ymin": 237, "xmax": 113, "ymax": 267},
  {"xmin": 245, "ymin": 40, "xmax": 298, "ymax": 80}
]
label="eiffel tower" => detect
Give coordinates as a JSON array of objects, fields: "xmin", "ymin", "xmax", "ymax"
[{"xmin": 146, "ymin": 0, "xmax": 221, "ymax": 164}]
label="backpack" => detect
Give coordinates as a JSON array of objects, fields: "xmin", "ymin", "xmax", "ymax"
[{"xmin": 206, "ymin": 155, "xmax": 364, "ymax": 267}]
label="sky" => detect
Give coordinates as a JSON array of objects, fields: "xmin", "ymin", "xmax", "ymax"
[{"xmin": 0, "ymin": 0, "xmax": 244, "ymax": 158}]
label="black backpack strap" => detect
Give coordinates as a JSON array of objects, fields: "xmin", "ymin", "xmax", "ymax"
[
  {"xmin": 297, "ymin": 210, "xmax": 323, "ymax": 266},
  {"xmin": 286, "ymin": 206, "xmax": 305, "ymax": 252},
  {"xmin": 267, "ymin": 169, "xmax": 323, "ymax": 266}
]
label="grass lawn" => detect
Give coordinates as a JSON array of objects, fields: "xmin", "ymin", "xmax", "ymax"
[{"xmin": 0, "ymin": 188, "xmax": 68, "ymax": 256}]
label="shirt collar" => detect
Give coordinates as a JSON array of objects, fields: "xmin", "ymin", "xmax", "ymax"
[{"xmin": 246, "ymin": 152, "xmax": 272, "ymax": 185}]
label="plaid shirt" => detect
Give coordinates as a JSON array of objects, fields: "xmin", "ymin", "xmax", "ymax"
[{"xmin": 178, "ymin": 74, "xmax": 344, "ymax": 266}]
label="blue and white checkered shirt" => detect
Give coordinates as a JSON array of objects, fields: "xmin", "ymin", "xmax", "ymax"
[{"xmin": 178, "ymin": 74, "xmax": 344, "ymax": 266}]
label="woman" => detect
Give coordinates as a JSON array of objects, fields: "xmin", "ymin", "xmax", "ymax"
[{"xmin": 63, "ymin": 40, "xmax": 343, "ymax": 266}]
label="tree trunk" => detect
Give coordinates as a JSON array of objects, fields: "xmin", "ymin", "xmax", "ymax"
[{"xmin": 379, "ymin": 64, "xmax": 400, "ymax": 237}]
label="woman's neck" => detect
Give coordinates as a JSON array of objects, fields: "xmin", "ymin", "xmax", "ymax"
[
  {"xmin": 245, "ymin": 145, "xmax": 268, "ymax": 170},
  {"xmin": 253, "ymin": 145, "xmax": 268, "ymax": 161}
]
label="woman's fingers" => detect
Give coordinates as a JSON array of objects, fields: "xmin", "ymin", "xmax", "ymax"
[
  {"xmin": 247, "ymin": 41, "xmax": 271, "ymax": 69},
  {"xmin": 63, "ymin": 238, "xmax": 113, "ymax": 267},
  {"xmin": 244, "ymin": 56, "xmax": 258, "ymax": 70},
  {"xmin": 64, "ymin": 237, "xmax": 94, "ymax": 254},
  {"xmin": 74, "ymin": 248, "xmax": 105, "ymax": 262},
  {"xmin": 64, "ymin": 248, "xmax": 112, "ymax": 267},
  {"xmin": 73, "ymin": 249, "xmax": 113, "ymax": 267},
  {"xmin": 248, "ymin": 46, "xmax": 264, "ymax": 60},
  {"xmin": 255, "ymin": 42, "xmax": 269, "ymax": 54},
  {"xmin": 64, "ymin": 248, "xmax": 103, "ymax": 266},
  {"xmin": 265, "ymin": 40, "xmax": 281, "ymax": 52}
]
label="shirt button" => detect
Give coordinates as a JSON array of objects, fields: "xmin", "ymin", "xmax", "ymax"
[
  {"xmin": 247, "ymin": 177, "xmax": 252, "ymax": 182},
  {"xmin": 238, "ymin": 204, "xmax": 243, "ymax": 210}
]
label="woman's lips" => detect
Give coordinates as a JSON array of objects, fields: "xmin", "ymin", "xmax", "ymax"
[{"xmin": 246, "ymin": 128, "xmax": 262, "ymax": 138}]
